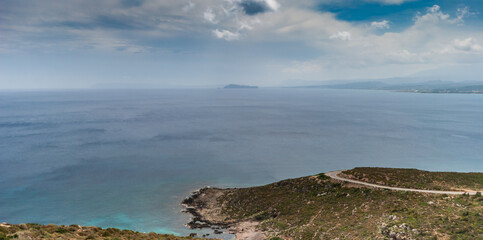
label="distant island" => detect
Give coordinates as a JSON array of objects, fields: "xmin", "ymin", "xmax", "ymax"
[
  {"xmin": 224, "ymin": 84, "xmax": 258, "ymax": 89},
  {"xmin": 183, "ymin": 167, "xmax": 483, "ymax": 239}
]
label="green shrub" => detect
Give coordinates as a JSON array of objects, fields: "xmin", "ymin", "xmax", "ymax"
[
  {"xmin": 254, "ymin": 211, "xmax": 271, "ymax": 221},
  {"xmin": 55, "ymin": 228, "xmax": 68, "ymax": 234},
  {"xmin": 269, "ymin": 237, "xmax": 284, "ymax": 240},
  {"xmin": 317, "ymin": 173, "xmax": 330, "ymax": 181}
]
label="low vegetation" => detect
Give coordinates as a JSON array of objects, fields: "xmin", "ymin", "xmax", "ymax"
[
  {"xmin": 342, "ymin": 167, "xmax": 483, "ymax": 191},
  {"xmin": 210, "ymin": 170, "xmax": 483, "ymax": 239},
  {"xmin": 0, "ymin": 223, "xmax": 213, "ymax": 240}
]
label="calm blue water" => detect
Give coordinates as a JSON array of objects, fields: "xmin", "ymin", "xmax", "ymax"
[{"xmin": 1, "ymin": 89, "xmax": 483, "ymax": 236}]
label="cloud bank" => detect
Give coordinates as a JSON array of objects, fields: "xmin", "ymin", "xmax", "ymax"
[{"xmin": 0, "ymin": 0, "xmax": 482, "ymax": 88}]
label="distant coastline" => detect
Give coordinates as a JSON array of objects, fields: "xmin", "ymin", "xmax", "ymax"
[
  {"xmin": 297, "ymin": 81, "xmax": 483, "ymax": 94},
  {"xmin": 223, "ymin": 84, "xmax": 258, "ymax": 89}
]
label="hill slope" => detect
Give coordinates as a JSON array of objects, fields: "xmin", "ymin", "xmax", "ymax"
[
  {"xmin": 184, "ymin": 169, "xmax": 483, "ymax": 239},
  {"xmin": 342, "ymin": 167, "xmax": 483, "ymax": 191},
  {"xmin": 0, "ymin": 223, "xmax": 214, "ymax": 240}
]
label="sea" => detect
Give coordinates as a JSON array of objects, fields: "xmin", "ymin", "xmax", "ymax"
[{"xmin": 1, "ymin": 88, "xmax": 482, "ymax": 237}]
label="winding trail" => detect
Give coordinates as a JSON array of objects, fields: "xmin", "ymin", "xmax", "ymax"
[{"xmin": 325, "ymin": 170, "xmax": 479, "ymax": 195}]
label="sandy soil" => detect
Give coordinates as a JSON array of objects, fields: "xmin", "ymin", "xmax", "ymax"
[{"xmin": 229, "ymin": 222, "xmax": 265, "ymax": 240}]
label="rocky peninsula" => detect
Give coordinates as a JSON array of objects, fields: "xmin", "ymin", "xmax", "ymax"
[{"xmin": 183, "ymin": 168, "xmax": 483, "ymax": 240}]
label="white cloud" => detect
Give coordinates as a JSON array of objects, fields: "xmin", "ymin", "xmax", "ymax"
[
  {"xmin": 213, "ymin": 29, "xmax": 240, "ymax": 41},
  {"xmin": 413, "ymin": 5, "xmax": 473, "ymax": 26},
  {"xmin": 414, "ymin": 5, "xmax": 450, "ymax": 25},
  {"xmin": 204, "ymin": 8, "xmax": 218, "ymax": 23},
  {"xmin": 330, "ymin": 31, "xmax": 351, "ymax": 41},
  {"xmin": 265, "ymin": 0, "xmax": 281, "ymax": 11},
  {"xmin": 365, "ymin": 0, "xmax": 415, "ymax": 5},
  {"xmin": 182, "ymin": 1, "xmax": 195, "ymax": 12},
  {"xmin": 428, "ymin": 4, "xmax": 441, "ymax": 13},
  {"xmin": 187, "ymin": 0, "xmax": 281, "ymax": 41},
  {"xmin": 370, "ymin": 20, "xmax": 390, "ymax": 29},
  {"xmin": 454, "ymin": 38, "xmax": 483, "ymax": 52},
  {"xmin": 454, "ymin": 7, "xmax": 477, "ymax": 24}
]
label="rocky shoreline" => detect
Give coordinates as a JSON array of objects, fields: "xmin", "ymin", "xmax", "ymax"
[
  {"xmin": 179, "ymin": 169, "xmax": 483, "ymax": 239},
  {"xmin": 181, "ymin": 187, "xmax": 232, "ymax": 229},
  {"xmin": 181, "ymin": 187, "xmax": 266, "ymax": 240}
]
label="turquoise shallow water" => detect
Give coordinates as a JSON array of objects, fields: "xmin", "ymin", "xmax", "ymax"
[{"xmin": 1, "ymin": 88, "xmax": 483, "ymax": 236}]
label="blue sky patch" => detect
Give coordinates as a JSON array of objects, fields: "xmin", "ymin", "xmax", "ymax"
[{"xmin": 318, "ymin": 0, "xmax": 482, "ymax": 30}]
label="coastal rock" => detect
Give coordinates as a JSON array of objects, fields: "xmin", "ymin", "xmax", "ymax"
[
  {"xmin": 182, "ymin": 187, "xmax": 232, "ymax": 229},
  {"xmin": 182, "ymin": 187, "xmax": 266, "ymax": 239}
]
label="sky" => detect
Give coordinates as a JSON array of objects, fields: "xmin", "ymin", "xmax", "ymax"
[{"xmin": 1, "ymin": 0, "xmax": 483, "ymax": 89}]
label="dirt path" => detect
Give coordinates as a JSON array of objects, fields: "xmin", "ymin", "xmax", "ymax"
[{"xmin": 326, "ymin": 170, "xmax": 479, "ymax": 195}]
